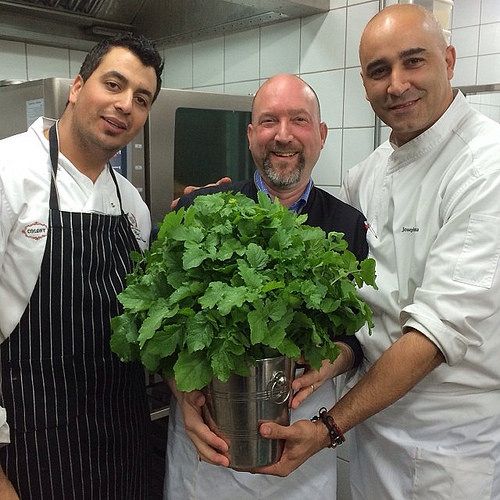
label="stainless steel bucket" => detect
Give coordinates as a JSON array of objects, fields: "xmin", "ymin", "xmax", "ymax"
[{"xmin": 203, "ymin": 356, "xmax": 294, "ymax": 470}]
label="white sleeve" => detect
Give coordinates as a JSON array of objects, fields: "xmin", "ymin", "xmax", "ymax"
[
  {"xmin": 0, "ymin": 405, "xmax": 10, "ymax": 446},
  {"xmin": 401, "ymin": 164, "xmax": 500, "ymax": 366},
  {"xmin": 0, "ymin": 174, "xmax": 14, "ymax": 272}
]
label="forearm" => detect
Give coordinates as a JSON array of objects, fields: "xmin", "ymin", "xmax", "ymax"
[
  {"xmin": 290, "ymin": 340, "xmax": 356, "ymax": 409},
  {"xmin": 331, "ymin": 341, "xmax": 355, "ymax": 376},
  {"xmin": 330, "ymin": 330, "xmax": 444, "ymax": 435},
  {"xmin": 0, "ymin": 466, "xmax": 19, "ymax": 499}
]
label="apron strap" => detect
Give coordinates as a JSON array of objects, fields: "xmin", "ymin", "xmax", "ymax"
[
  {"xmin": 108, "ymin": 164, "xmax": 125, "ymax": 215},
  {"xmin": 47, "ymin": 123, "xmax": 125, "ymax": 214},
  {"xmin": 48, "ymin": 124, "xmax": 60, "ymax": 211}
]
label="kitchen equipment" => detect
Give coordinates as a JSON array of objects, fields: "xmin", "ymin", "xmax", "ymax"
[{"xmin": 0, "ymin": 78, "xmax": 254, "ymax": 224}]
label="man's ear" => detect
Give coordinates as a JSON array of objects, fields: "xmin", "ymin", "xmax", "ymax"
[
  {"xmin": 68, "ymin": 74, "xmax": 84, "ymax": 105},
  {"xmin": 319, "ymin": 122, "xmax": 328, "ymax": 149},
  {"xmin": 360, "ymin": 70, "xmax": 370, "ymax": 102},
  {"xmin": 247, "ymin": 123, "xmax": 254, "ymax": 150},
  {"xmin": 445, "ymin": 44, "xmax": 456, "ymax": 81}
]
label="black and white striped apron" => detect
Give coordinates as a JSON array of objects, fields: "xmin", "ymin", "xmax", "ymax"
[{"xmin": 0, "ymin": 124, "xmax": 149, "ymax": 499}]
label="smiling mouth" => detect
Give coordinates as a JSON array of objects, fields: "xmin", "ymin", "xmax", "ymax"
[
  {"xmin": 388, "ymin": 99, "xmax": 420, "ymax": 111},
  {"xmin": 271, "ymin": 151, "xmax": 298, "ymax": 158},
  {"xmin": 103, "ymin": 117, "xmax": 127, "ymax": 130}
]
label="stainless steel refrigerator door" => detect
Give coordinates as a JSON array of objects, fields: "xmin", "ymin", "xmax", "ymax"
[{"xmin": 0, "ymin": 78, "xmax": 71, "ymax": 139}]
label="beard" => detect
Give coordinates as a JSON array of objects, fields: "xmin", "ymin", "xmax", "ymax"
[{"xmin": 262, "ymin": 151, "xmax": 305, "ymax": 189}]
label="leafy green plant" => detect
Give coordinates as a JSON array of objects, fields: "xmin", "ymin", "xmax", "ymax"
[{"xmin": 111, "ymin": 192, "xmax": 376, "ymax": 391}]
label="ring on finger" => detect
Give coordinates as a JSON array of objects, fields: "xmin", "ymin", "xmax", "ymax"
[{"xmin": 310, "ymin": 383, "xmax": 315, "ymax": 392}]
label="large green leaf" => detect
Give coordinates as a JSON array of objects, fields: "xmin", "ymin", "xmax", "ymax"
[
  {"xmin": 138, "ymin": 297, "xmax": 173, "ymax": 347},
  {"xmin": 117, "ymin": 283, "xmax": 155, "ymax": 312},
  {"xmin": 174, "ymin": 351, "xmax": 213, "ymax": 391},
  {"xmin": 110, "ymin": 314, "xmax": 138, "ymax": 361},
  {"xmin": 186, "ymin": 314, "xmax": 214, "ymax": 352}
]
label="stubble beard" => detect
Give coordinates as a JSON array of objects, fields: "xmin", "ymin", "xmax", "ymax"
[
  {"xmin": 262, "ymin": 152, "xmax": 305, "ymax": 189},
  {"xmin": 72, "ymin": 109, "xmax": 127, "ymax": 158}
]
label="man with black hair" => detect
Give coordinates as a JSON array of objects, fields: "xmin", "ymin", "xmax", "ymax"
[{"xmin": 0, "ymin": 33, "xmax": 163, "ymax": 498}]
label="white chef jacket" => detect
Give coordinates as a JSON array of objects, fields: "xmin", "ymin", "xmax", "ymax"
[
  {"xmin": 341, "ymin": 91, "xmax": 500, "ymax": 499},
  {"xmin": 0, "ymin": 117, "xmax": 151, "ymax": 445},
  {"xmin": 165, "ymin": 379, "xmax": 338, "ymax": 500},
  {"xmin": 0, "ymin": 116, "xmax": 151, "ymax": 341}
]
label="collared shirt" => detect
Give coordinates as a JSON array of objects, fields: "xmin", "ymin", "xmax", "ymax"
[
  {"xmin": 253, "ymin": 170, "xmax": 313, "ymax": 213},
  {"xmin": 0, "ymin": 117, "xmax": 151, "ymax": 343}
]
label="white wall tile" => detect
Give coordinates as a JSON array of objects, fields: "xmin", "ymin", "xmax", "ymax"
[
  {"xmin": 260, "ymin": 19, "xmax": 300, "ymax": 79},
  {"xmin": 451, "ymin": 0, "xmax": 480, "ymax": 29},
  {"xmin": 343, "ymin": 66, "xmax": 374, "ymax": 127},
  {"xmin": 345, "ymin": 1, "xmax": 379, "ymax": 68},
  {"xmin": 342, "ymin": 127, "xmax": 374, "ymax": 174},
  {"xmin": 0, "ymin": 39, "xmax": 27, "ymax": 80},
  {"xmin": 451, "ymin": 26, "xmax": 479, "ymax": 58},
  {"xmin": 451, "ymin": 57, "xmax": 477, "ymax": 86},
  {"xmin": 164, "ymin": 43, "xmax": 193, "ymax": 89},
  {"xmin": 302, "ymin": 70, "xmax": 345, "ymax": 128},
  {"xmin": 224, "ymin": 79, "xmax": 259, "ymax": 96},
  {"xmin": 192, "ymin": 84, "xmax": 224, "ymax": 93},
  {"xmin": 300, "ymin": 9, "xmax": 346, "ymax": 73},
  {"xmin": 478, "ymin": 103, "xmax": 498, "ymax": 121},
  {"xmin": 347, "ymin": 0, "xmax": 368, "ymax": 5},
  {"xmin": 380, "ymin": 125, "xmax": 391, "ymax": 144},
  {"xmin": 487, "ymin": 93, "xmax": 500, "ymax": 105},
  {"xmin": 330, "ymin": 0, "xmax": 346, "ymax": 8},
  {"xmin": 193, "ymin": 37, "xmax": 224, "ymax": 87},
  {"xmin": 317, "ymin": 184, "xmax": 341, "ymax": 196},
  {"xmin": 481, "ymin": 0, "xmax": 500, "ymax": 24},
  {"xmin": 27, "ymin": 44, "xmax": 69, "ymax": 80},
  {"xmin": 312, "ymin": 127, "xmax": 342, "ymax": 186},
  {"xmin": 69, "ymin": 49, "xmax": 87, "ymax": 78},
  {"xmin": 478, "ymin": 23, "xmax": 500, "ymax": 56},
  {"xmin": 477, "ymin": 53, "xmax": 500, "ymax": 85},
  {"xmin": 224, "ymin": 29, "xmax": 259, "ymax": 83}
]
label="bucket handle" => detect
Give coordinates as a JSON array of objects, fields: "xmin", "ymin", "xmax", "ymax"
[{"xmin": 267, "ymin": 371, "xmax": 291, "ymax": 404}]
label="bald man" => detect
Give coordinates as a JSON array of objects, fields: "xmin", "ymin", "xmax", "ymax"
[
  {"xmin": 257, "ymin": 5, "xmax": 500, "ymax": 499},
  {"xmin": 164, "ymin": 73, "xmax": 370, "ymax": 500}
]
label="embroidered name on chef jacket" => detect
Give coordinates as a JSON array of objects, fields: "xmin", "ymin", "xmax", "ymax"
[
  {"xmin": 402, "ymin": 226, "xmax": 419, "ymax": 233},
  {"xmin": 22, "ymin": 222, "xmax": 48, "ymax": 240},
  {"xmin": 127, "ymin": 212, "xmax": 146, "ymax": 244}
]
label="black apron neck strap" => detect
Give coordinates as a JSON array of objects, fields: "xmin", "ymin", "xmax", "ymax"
[
  {"xmin": 47, "ymin": 123, "xmax": 125, "ymax": 214},
  {"xmin": 108, "ymin": 164, "xmax": 125, "ymax": 214},
  {"xmin": 48, "ymin": 124, "xmax": 60, "ymax": 211}
]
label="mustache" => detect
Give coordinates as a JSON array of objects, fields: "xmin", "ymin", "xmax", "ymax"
[
  {"xmin": 386, "ymin": 92, "xmax": 423, "ymax": 107},
  {"xmin": 262, "ymin": 151, "xmax": 305, "ymax": 189}
]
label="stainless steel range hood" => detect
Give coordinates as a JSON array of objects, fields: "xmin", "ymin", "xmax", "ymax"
[{"xmin": 0, "ymin": 0, "xmax": 329, "ymax": 51}]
